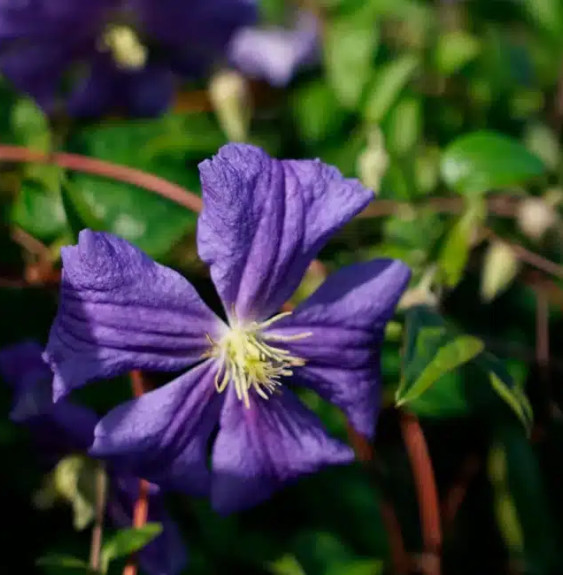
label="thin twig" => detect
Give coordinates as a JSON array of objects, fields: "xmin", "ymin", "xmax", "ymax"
[
  {"xmin": 0, "ymin": 145, "xmax": 202, "ymax": 213},
  {"xmin": 89, "ymin": 465, "xmax": 108, "ymax": 573},
  {"xmin": 534, "ymin": 287, "xmax": 552, "ymax": 437},
  {"xmin": 11, "ymin": 227, "xmax": 52, "ymax": 263},
  {"xmin": 441, "ymin": 455, "xmax": 480, "ymax": 529},
  {"xmin": 484, "ymin": 228, "xmax": 563, "ymax": 280},
  {"xmin": 535, "ymin": 290, "xmax": 550, "ymax": 374},
  {"xmin": 123, "ymin": 371, "xmax": 152, "ymax": 575},
  {"xmin": 346, "ymin": 424, "xmax": 409, "ymax": 575},
  {"xmin": 400, "ymin": 412, "xmax": 441, "ymax": 575},
  {"xmin": 358, "ymin": 195, "xmax": 520, "ymax": 219}
]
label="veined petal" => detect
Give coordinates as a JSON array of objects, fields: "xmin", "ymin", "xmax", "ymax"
[
  {"xmin": 268, "ymin": 259, "xmax": 410, "ymax": 437},
  {"xmin": 109, "ymin": 475, "xmax": 188, "ymax": 575},
  {"xmin": 90, "ymin": 361, "xmax": 223, "ymax": 497},
  {"xmin": 211, "ymin": 387, "xmax": 353, "ymax": 514},
  {"xmin": 198, "ymin": 144, "xmax": 372, "ymax": 322},
  {"xmin": 45, "ymin": 230, "xmax": 223, "ymax": 400}
]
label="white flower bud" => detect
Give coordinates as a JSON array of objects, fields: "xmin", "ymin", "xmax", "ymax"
[
  {"xmin": 209, "ymin": 70, "xmax": 251, "ymax": 142},
  {"xmin": 480, "ymin": 241, "xmax": 520, "ymax": 302},
  {"xmin": 398, "ymin": 267, "xmax": 438, "ymax": 310},
  {"xmin": 357, "ymin": 126, "xmax": 389, "ymax": 196},
  {"xmin": 517, "ymin": 197, "xmax": 557, "ymax": 242}
]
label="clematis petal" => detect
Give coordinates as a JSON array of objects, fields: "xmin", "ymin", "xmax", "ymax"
[
  {"xmin": 123, "ymin": 64, "xmax": 175, "ymax": 117},
  {"xmin": 0, "ymin": 341, "xmax": 96, "ymax": 449},
  {"xmin": 211, "ymin": 387, "xmax": 353, "ymax": 514},
  {"xmin": 109, "ymin": 475, "xmax": 188, "ymax": 575},
  {"xmin": 0, "ymin": 42, "xmax": 70, "ymax": 111},
  {"xmin": 45, "ymin": 230, "xmax": 223, "ymax": 400},
  {"xmin": 90, "ymin": 361, "xmax": 223, "ymax": 497},
  {"xmin": 268, "ymin": 259, "xmax": 410, "ymax": 437},
  {"xmin": 198, "ymin": 144, "xmax": 372, "ymax": 322},
  {"xmin": 67, "ymin": 56, "xmax": 117, "ymax": 118},
  {"xmin": 134, "ymin": 0, "xmax": 257, "ymax": 71},
  {"xmin": 69, "ymin": 59, "xmax": 174, "ymax": 118},
  {"xmin": 229, "ymin": 11, "xmax": 319, "ymax": 86}
]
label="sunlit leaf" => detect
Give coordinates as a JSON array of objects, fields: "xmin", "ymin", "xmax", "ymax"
[
  {"xmin": 434, "ymin": 31, "xmax": 481, "ymax": 76},
  {"xmin": 101, "ymin": 523, "xmax": 162, "ymax": 572},
  {"xmin": 36, "ymin": 554, "xmax": 91, "ymax": 574},
  {"xmin": 363, "ymin": 55, "xmax": 419, "ymax": 123},
  {"xmin": 441, "ymin": 131, "xmax": 545, "ymax": 195},
  {"xmin": 324, "ymin": 15, "xmax": 378, "ymax": 109}
]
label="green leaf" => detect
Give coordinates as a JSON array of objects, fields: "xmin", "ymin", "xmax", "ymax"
[
  {"xmin": 268, "ymin": 555, "xmax": 306, "ymax": 575},
  {"xmin": 60, "ymin": 181, "xmax": 106, "ymax": 241},
  {"xmin": 101, "ymin": 523, "xmax": 162, "ymax": 572},
  {"xmin": 438, "ymin": 198, "xmax": 485, "ymax": 288},
  {"xmin": 441, "ymin": 131, "xmax": 545, "ymax": 195},
  {"xmin": 397, "ymin": 307, "xmax": 532, "ymax": 427},
  {"xmin": 324, "ymin": 15, "xmax": 379, "ymax": 109},
  {"xmin": 489, "ymin": 425, "xmax": 556, "ymax": 573},
  {"xmin": 292, "ymin": 532, "xmax": 383, "ymax": 575},
  {"xmin": 12, "ymin": 180, "xmax": 67, "ymax": 241},
  {"xmin": 523, "ymin": 122, "xmax": 560, "ymax": 171},
  {"xmin": 37, "ymin": 554, "xmax": 91, "ymax": 574},
  {"xmin": 11, "ymin": 97, "xmax": 51, "ymax": 151},
  {"xmin": 434, "ymin": 30, "xmax": 481, "ymax": 76},
  {"xmin": 48, "ymin": 456, "xmax": 106, "ymax": 532},
  {"xmin": 521, "ymin": 0, "xmax": 563, "ymax": 41},
  {"xmin": 291, "ymin": 80, "xmax": 348, "ymax": 145},
  {"xmin": 386, "ymin": 96, "xmax": 422, "ymax": 156},
  {"xmin": 479, "ymin": 353, "xmax": 533, "ymax": 432},
  {"xmin": 396, "ymin": 334, "xmax": 484, "ymax": 405},
  {"xmin": 363, "ymin": 54, "xmax": 419, "ymax": 123},
  {"xmin": 67, "ymin": 120, "xmax": 199, "ymax": 258}
]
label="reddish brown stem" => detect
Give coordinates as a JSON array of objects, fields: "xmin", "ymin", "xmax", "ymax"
[
  {"xmin": 123, "ymin": 371, "xmax": 152, "ymax": 575},
  {"xmin": 0, "ymin": 145, "xmax": 202, "ymax": 213},
  {"xmin": 400, "ymin": 412, "xmax": 442, "ymax": 575}
]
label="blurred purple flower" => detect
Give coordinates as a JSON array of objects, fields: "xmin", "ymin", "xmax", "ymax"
[
  {"xmin": 0, "ymin": 341, "xmax": 187, "ymax": 575},
  {"xmin": 45, "ymin": 143, "xmax": 410, "ymax": 514},
  {"xmin": 0, "ymin": 0, "xmax": 257, "ymax": 116},
  {"xmin": 229, "ymin": 11, "xmax": 319, "ymax": 86}
]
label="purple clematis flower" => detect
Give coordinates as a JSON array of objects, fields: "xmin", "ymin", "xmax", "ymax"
[
  {"xmin": 229, "ymin": 10, "xmax": 319, "ymax": 86},
  {"xmin": 0, "ymin": 0, "xmax": 257, "ymax": 116},
  {"xmin": 45, "ymin": 143, "xmax": 410, "ymax": 513},
  {"xmin": 0, "ymin": 341, "xmax": 187, "ymax": 575}
]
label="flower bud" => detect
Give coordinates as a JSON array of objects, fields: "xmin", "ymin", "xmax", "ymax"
[
  {"xmin": 516, "ymin": 197, "xmax": 557, "ymax": 242},
  {"xmin": 357, "ymin": 126, "xmax": 389, "ymax": 196},
  {"xmin": 398, "ymin": 267, "xmax": 438, "ymax": 310},
  {"xmin": 209, "ymin": 70, "xmax": 251, "ymax": 142},
  {"xmin": 480, "ymin": 241, "xmax": 520, "ymax": 302}
]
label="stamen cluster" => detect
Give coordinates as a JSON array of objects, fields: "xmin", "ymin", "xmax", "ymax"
[{"xmin": 206, "ymin": 313, "xmax": 311, "ymax": 408}]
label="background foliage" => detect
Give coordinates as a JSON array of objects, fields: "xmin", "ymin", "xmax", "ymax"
[{"xmin": 1, "ymin": 0, "xmax": 563, "ymax": 574}]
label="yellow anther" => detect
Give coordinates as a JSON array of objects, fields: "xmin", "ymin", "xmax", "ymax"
[
  {"xmin": 206, "ymin": 312, "xmax": 312, "ymax": 408},
  {"xmin": 99, "ymin": 24, "xmax": 148, "ymax": 70}
]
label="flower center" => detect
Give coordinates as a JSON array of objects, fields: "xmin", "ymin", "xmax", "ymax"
[
  {"xmin": 99, "ymin": 24, "xmax": 148, "ymax": 70},
  {"xmin": 206, "ymin": 312, "xmax": 312, "ymax": 408}
]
